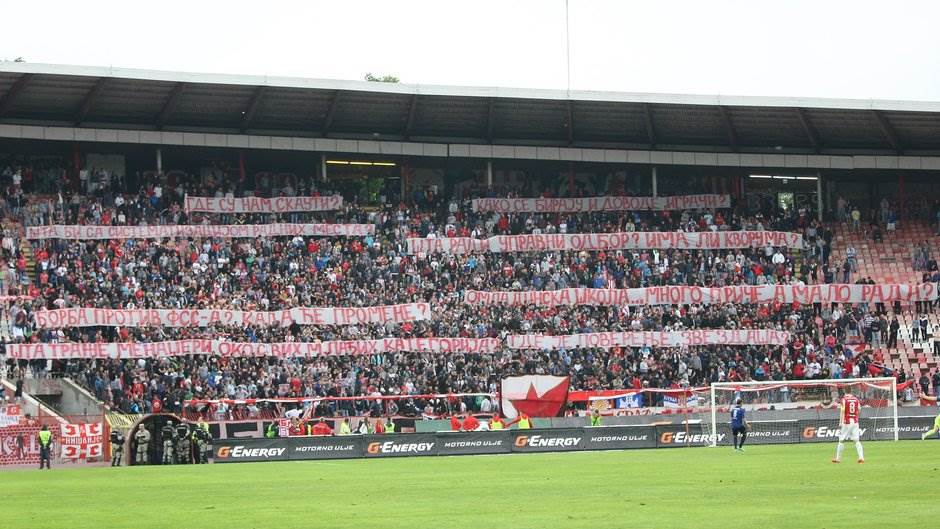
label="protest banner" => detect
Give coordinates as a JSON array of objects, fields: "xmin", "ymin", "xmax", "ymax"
[
  {"xmin": 471, "ymin": 194, "xmax": 730, "ymax": 213},
  {"xmin": 6, "ymin": 337, "xmax": 502, "ymax": 360},
  {"xmin": 465, "ymin": 283, "xmax": 939, "ymax": 306},
  {"xmin": 26, "ymin": 223, "xmax": 374, "ymax": 240},
  {"xmin": 31, "ymin": 303, "xmax": 430, "ymax": 329},
  {"xmin": 184, "ymin": 195, "xmax": 343, "ymax": 213},
  {"xmin": 407, "ymin": 231, "xmax": 801, "ymax": 254},
  {"xmin": 506, "ymin": 330, "xmax": 791, "ymax": 349}
]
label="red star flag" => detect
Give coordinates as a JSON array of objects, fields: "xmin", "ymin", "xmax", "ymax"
[{"xmin": 500, "ymin": 376, "xmax": 570, "ymax": 419}]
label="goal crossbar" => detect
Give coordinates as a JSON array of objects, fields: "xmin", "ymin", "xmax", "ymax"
[{"xmin": 708, "ymin": 377, "xmax": 898, "ymax": 447}]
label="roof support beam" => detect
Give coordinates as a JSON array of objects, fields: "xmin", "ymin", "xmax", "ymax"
[
  {"xmin": 321, "ymin": 90, "xmax": 339, "ymax": 137},
  {"xmin": 642, "ymin": 103, "xmax": 657, "ymax": 149},
  {"xmin": 74, "ymin": 78, "xmax": 107, "ymax": 126},
  {"xmin": 155, "ymin": 83, "xmax": 184, "ymax": 130},
  {"xmin": 566, "ymin": 100, "xmax": 574, "ymax": 145},
  {"xmin": 403, "ymin": 94, "xmax": 418, "ymax": 140},
  {"xmin": 794, "ymin": 107, "xmax": 821, "ymax": 153},
  {"xmin": 872, "ymin": 110, "xmax": 902, "ymax": 154},
  {"xmin": 718, "ymin": 106, "xmax": 739, "ymax": 151},
  {"xmin": 0, "ymin": 74, "xmax": 33, "ymax": 118},
  {"xmin": 240, "ymin": 86, "xmax": 267, "ymax": 132},
  {"xmin": 486, "ymin": 98, "xmax": 495, "ymax": 143}
]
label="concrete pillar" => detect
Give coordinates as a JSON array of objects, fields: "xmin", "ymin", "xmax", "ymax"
[
  {"xmin": 651, "ymin": 166, "xmax": 658, "ymax": 197},
  {"xmin": 816, "ymin": 171, "xmax": 823, "ymax": 222},
  {"xmin": 567, "ymin": 162, "xmax": 575, "ymax": 196},
  {"xmin": 400, "ymin": 160, "xmax": 407, "ymax": 199},
  {"xmin": 898, "ymin": 172, "xmax": 905, "ymax": 217},
  {"xmin": 156, "ymin": 148, "xmax": 162, "ymax": 175},
  {"xmin": 320, "ymin": 154, "xmax": 327, "ymax": 182},
  {"xmin": 487, "ymin": 160, "xmax": 493, "ymax": 189}
]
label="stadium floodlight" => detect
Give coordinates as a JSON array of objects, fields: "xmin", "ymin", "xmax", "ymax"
[{"xmin": 705, "ymin": 377, "xmax": 899, "ymax": 448}]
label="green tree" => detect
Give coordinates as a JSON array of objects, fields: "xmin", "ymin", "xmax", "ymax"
[{"xmin": 364, "ymin": 73, "xmax": 400, "ymax": 83}]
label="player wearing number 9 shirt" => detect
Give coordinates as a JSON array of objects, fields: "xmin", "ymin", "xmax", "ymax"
[{"xmin": 832, "ymin": 392, "xmax": 864, "ymax": 464}]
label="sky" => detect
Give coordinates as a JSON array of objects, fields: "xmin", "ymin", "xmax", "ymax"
[{"xmin": 2, "ymin": 0, "xmax": 939, "ymax": 101}]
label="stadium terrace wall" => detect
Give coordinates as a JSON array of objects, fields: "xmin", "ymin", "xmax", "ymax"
[{"xmin": 211, "ymin": 416, "xmax": 936, "ymax": 463}]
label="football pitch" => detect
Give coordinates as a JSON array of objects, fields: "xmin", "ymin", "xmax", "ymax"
[{"xmin": 4, "ymin": 441, "xmax": 937, "ymax": 529}]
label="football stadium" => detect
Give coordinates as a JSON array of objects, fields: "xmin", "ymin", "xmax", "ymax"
[{"xmin": 2, "ymin": 3, "xmax": 940, "ymax": 528}]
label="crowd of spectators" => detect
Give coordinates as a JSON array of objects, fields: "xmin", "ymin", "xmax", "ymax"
[{"xmin": 0, "ymin": 154, "xmax": 937, "ymax": 420}]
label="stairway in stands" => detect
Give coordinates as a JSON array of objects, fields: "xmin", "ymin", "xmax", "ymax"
[
  {"xmin": 831, "ymin": 220, "xmax": 940, "ymax": 379},
  {"xmin": 0, "ymin": 217, "xmax": 15, "ymax": 341},
  {"xmin": 1, "ymin": 216, "xmax": 35, "ymax": 284},
  {"xmin": 20, "ymin": 242, "xmax": 35, "ymax": 283}
]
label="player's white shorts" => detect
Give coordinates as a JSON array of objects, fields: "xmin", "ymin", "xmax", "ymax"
[{"xmin": 839, "ymin": 422, "xmax": 861, "ymax": 442}]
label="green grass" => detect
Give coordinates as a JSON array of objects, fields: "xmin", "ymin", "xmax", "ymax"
[{"xmin": 4, "ymin": 441, "xmax": 938, "ymax": 529}]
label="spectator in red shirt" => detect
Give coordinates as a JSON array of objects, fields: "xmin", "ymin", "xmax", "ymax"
[
  {"xmin": 461, "ymin": 415, "xmax": 480, "ymax": 432},
  {"xmin": 131, "ymin": 378, "xmax": 145, "ymax": 399},
  {"xmin": 793, "ymin": 362, "xmax": 806, "ymax": 379},
  {"xmin": 289, "ymin": 419, "xmax": 306, "ymax": 436},
  {"xmin": 309, "ymin": 418, "xmax": 333, "ymax": 436}
]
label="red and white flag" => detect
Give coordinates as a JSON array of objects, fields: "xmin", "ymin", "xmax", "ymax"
[
  {"xmin": 59, "ymin": 423, "xmax": 104, "ymax": 460},
  {"xmin": 500, "ymin": 375, "xmax": 570, "ymax": 419}
]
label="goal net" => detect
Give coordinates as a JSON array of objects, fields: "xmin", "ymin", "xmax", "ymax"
[{"xmin": 702, "ymin": 378, "xmax": 898, "ymax": 448}]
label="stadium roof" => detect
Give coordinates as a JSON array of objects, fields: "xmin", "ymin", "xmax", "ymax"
[{"xmin": 2, "ymin": 62, "xmax": 940, "ymax": 155}]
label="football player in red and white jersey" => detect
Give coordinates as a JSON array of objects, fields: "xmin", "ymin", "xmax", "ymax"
[{"xmin": 832, "ymin": 392, "xmax": 865, "ymax": 464}]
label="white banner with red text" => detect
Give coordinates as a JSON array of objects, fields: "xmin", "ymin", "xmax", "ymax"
[
  {"xmin": 30, "ymin": 303, "xmax": 430, "ymax": 329},
  {"xmin": 507, "ymin": 330, "xmax": 791, "ymax": 349},
  {"xmin": 471, "ymin": 194, "xmax": 730, "ymax": 213},
  {"xmin": 26, "ymin": 223, "xmax": 374, "ymax": 240},
  {"xmin": 184, "ymin": 195, "xmax": 343, "ymax": 213},
  {"xmin": 6, "ymin": 337, "xmax": 502, "ymax": 360},
  {"xmin": 0, "ymin": 295, "xmax": 33, "ymax": 303},
  {"xmin": 0, "ymin": 404, "xmax": 21, "ymax": 427},
  {"xmin": 59, "ymin": 423, "xmax": 105, "ymax": 460},
  {"xmin": 407, "ymin": 231, "xmax": 801, "ymax": 254},
  {"xmin": 465, "ymin": 283, "xmax": 939, "ymax": 306}
]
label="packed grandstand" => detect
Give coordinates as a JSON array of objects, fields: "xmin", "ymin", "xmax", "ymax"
[
  {"xmin": 2, "ymin": 154, "xmax": 938, "ymax": 419},
  {"xmin": 0, "ymin": 64, "xmax": 939, "ymax": 467}
]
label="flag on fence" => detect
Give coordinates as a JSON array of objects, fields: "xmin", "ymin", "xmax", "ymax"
[
  {"xmin": 59, "ymin": 423, "xmax": 104, "ymax": 460},
  {"xmin": 500, "ymin": 375, "xmax": 570, "ymax": 419},
  {"xmin": 0, "ymin": 405, "xmax": 21, "ymax": 427}
]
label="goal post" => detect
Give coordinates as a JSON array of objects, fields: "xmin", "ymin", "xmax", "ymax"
[{"xmin": 705, "ymin": 377, "xmax": 899, "ymax": 448}]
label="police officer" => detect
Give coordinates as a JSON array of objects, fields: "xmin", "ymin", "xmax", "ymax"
[
  {"xmin": 191, "ymin": 425, "xmax": 211, "ymax": 464},
  {"xmin": 134, "ymin": 424, "xmax": 151, "ymax": 465},
  {"xmin": 161, "ymin": 420, "xmax": 176, "ymax": 465},
  {"xmin": 201, "ymin": 426, "xmax": 212, "ymax": 463},
  {"xmin": 110, "ymin": 428, "xmax": 125, "ymax": 467},
  {"xmin": 37, "ymin": 425, "xmax": 53, "ymax": 470},
  {"xmin": 175, "ymin": 423, "xmax": 191, "ymax": 464}
]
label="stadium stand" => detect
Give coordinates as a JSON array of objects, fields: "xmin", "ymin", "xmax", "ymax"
[
  {"xmin": 1, "ymin": 154, "xmax": 937, "ymax": 423},
  {"xmin": 1, "ymin": 65, "xmax": 939, "ymax": 431}
]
